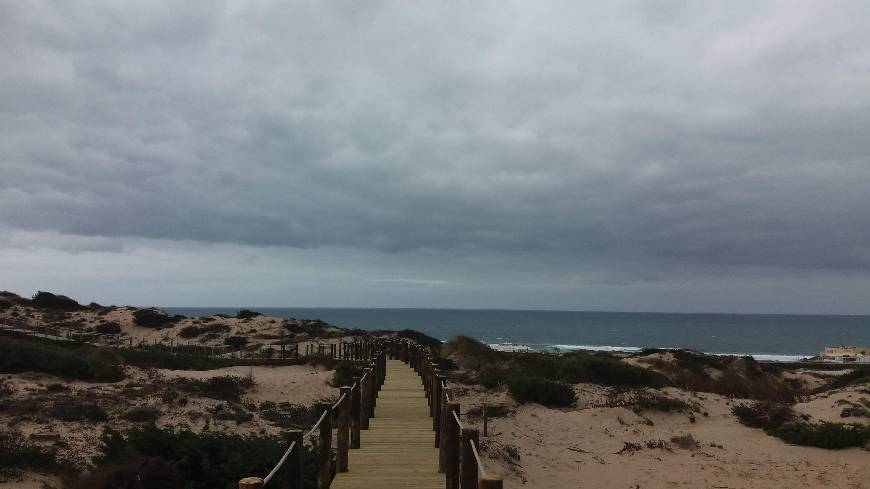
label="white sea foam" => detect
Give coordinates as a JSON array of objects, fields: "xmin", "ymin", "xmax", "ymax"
[{"xmin": 488, "ymin": 342, "xmax": 811, "ymax": 362}]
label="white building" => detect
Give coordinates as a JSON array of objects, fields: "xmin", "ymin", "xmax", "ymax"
[{"xmin": 820, "ymin": 346, "xmax": 870, "ymax": 364}]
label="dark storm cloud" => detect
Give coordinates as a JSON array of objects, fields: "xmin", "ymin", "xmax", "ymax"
[{"xmin": 2, "ymin": 1, "xmax": 870, "ymax": 274}]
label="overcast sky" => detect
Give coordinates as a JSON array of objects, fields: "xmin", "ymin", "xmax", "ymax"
[{"xmin": 1, "ymin": 1, "xmax": 869, "ymax": 314}]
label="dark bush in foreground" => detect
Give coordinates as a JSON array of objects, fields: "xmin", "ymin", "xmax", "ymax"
[
  {"xmin": 732, "ymin": 401, "xmax": 797, "ymax": 429},
  {"xmin": 559, "ymin": 357, "xmax": 669, "ymax": 387},
  {"xmin": 331, "ymin": 361, "xmax": 363, "ymax": 387},
  {"xmin": 31, "ymin": 291, "xmax": 82, "ymax": 310},
  {"xmin": 124, "ymin": 406, "xmax": 161, "ymax": 423},
  {"xmin": 0, "ymin": 337, "xmax": 124, "ymax": 382},
  {"xmin": 97, "ymin": 425, "xmax": 317, "ymax": 489},
  {"xmin": 95, "ymin": 322, "xmax": 122, "ymax": 334},
  {"xmin": 0, "ymin": 429, "xmax": 67, "ymax": 477},
  {"xmin": 172, "ymin": 375, "xmax": 254, "ymax": 401},
  {"xmin": 50, "ymin": 401, "xmax": 108, "ymax": 422},
  {"xmin": 397, "ymin": 329, "xmax": 443, "ymax": 351},
  {"xmin": 236, "ymin": 309, "xmax": 262, "ymax": 319},
  {"xmin": 224, "ymin": 336, "xmax": 249, "ymax": 349},
  {"xmin": 258, "ymin": 401, "xmax": 321, "ymax": 428},
  {"xmin": 507, "ymin": 377, "xmax": 576, "ymax": 407},
  {"xmin": 179, "ymin": 323, "xmax": 230, "ymax": 338},
  {"xmin": 133, "ymin": 308, "xmax": 179, "ymax": 328},
  {"xmin": 768, "ymin": 422, "xmax": 870, "ymax": 449}
]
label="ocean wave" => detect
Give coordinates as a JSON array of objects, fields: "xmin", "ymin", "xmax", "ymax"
[{"xmin": 491, "ymin": 342, "xmax": 811, "ymax": 362}]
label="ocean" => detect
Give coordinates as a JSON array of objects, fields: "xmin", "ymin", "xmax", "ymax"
[{"xmin": 163, "ymin": 307, "xmax": 870, "ymax": 362}]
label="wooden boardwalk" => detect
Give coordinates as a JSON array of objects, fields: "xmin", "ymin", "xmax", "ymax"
[{"xmin": 330, "ymin": 359, "xmax": 444, "ymax": 489}]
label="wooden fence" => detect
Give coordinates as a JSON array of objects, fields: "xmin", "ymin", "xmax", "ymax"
[{"xmin": 241, "ymin": 339, "xmax": 503, "ymax": 489}]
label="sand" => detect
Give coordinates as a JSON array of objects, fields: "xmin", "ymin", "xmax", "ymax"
[{"xmin": 454, "ymin": 382, "xmax": 870, "ymax": 489}]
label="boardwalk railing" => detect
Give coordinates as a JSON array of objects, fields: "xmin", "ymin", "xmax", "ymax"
[
  {"xmin": 407, "ymin": 341, "xmax": 504, "ymax": 489},
  {"xmin": 240, "ymin": 345, "xmax": 388, "ymax": 489}
]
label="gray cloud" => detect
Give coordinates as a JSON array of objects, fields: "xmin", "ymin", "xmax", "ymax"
[{"xmin": 2, "ymin": 1, "xmax": 870, "ymax": 311}]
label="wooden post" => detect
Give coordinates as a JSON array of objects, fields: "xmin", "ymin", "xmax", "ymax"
[
  {"xmin": 478, "ymin": 477, "xmax": 503, "ymax": 489},
  {"xmin": 438, "ymin": 389, "xmax": 450, "ymax": 469},
  {"xmin": 360, "ymin": 369, "xmax": 371, "ymax": 429},
  {"xmin": 317, "ymin": 405, "xmax": 333, "ymax": 489},
  {"xmin": 286, "ymin": 430, "xmax": 303, "ymax": 489},
  {"xmin": 351, "ymin": 377, "xmax": 361, "ymax": 448},
  {"xmin": 446, "ymin": 402, "xmax": 460, "ymax": 489},
  {"xmin": 369, "ymin": 362, "xmax": 377, "ymax": 411},
  {"xmin": 238, "ymin": 477, "xmax": 263, "ymax": 489},
  {"xmin": 337, "ymin": 387, "xmax": 350, "ymax": 472},
  {"xmin": 482, "ymin": 401, "xmax": 488, "ymax": 437},
  {"xmin": 461, "ymin": 428, "xmax": 479, "ymax": 489}
]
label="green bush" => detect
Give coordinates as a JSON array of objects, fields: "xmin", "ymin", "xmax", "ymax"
[
  {"xmin": 133, "ymin": 308, "xmax": 179, "ymax": 328},
  {"xmin": 732, "ymin": 401, "xmax": 796, "ymax": 429},
  {"xmin": 606, "ymin": 389, "xmax": 691, "ymax": 413},
  {"xmin": 768, "ymin": 422, "xmax": 870, "ymax": 449},
  {"xmin": 124, "ymin": 406, "xmax": 161, "ymax": 423},
  {"xmin": 822, "ymin": 367, "xmax": 870, "ymax": 390},
  {"xmin": 236, "ymin": 309, "xmax": 262, "ymax": 319},
  {"xmin": 31, "ymin": 291, "xmax": 82, "ymax": 310},
  {"xmin": 49, "ymin": 400, "xmax": 108, "ymax": 422},
  {"xmin": 0, "ymin": 298, "xmax": 12, "ymax": 310},
  {"xmin": 95, "ymin": 322, "xmax": 122, "ymax": 334},
  {"xmin": 0, "ymin": 337, "xmax": 124, "ymax": 382},
  {"xmin": 172, "ymin": 375, "xmax": 254, "ymax": 401},
  {"xmin": 559, "ymin": 357, "xmax": 668, "ymax": 387},
  {"xmin": 258, "ymin": 401, "xmax": 321, "ymax": 428},
  {"xmin": 331, "ymin": 362, "xmax": 363, "ymax": 387},
  {"xmin": 506, "ymin": 377, "xmax": 576, "ymax": 407},
  {"xmin": 96, "ymin": 425, "xmax": 318, "ymax": 489},
  {"xmin": 179, "ymin": 323, "xmax": 230, "ymax": 338},
  {"xmin": 0, "ymin": 429, "xmax": 67, "ymax": 477},
  {"xmin": 224, "ymin": 336, "xmax": 249, "ymax": 349},
  {"xmin": 477, "ymin": 366, "xmax": 508, "ymax": 389}
]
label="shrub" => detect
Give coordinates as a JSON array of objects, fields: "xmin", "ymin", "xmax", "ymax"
[
  {"xmin": 172, "ymin": 375, "xmax": 254, "ymax": 401},
  {"xmin": 133, "ymin": 308, "xmax": 179, "ymax": 328},
  {"xmin": 46, "ymin": 383, "xmax": 69, "ymax": 392},
  {"xmin": 95, "ymin": 322, "xmax": 122, "ymax": 334},
  {"xmin": 477, "ymin": 365, "xmax": 508, "ymax": 388},
  {"xmin": 258, "ymin": 401, "xmax": 321, "ymax": 428},
  {"xmin": 96, "ymin": 425, "xmax": 318, "ymax": 489},
  {"xmin": 670, "ymin": 433, "xmax": 700, "ymax": 449},
  {"xmin": 0, "ymin": 298, "xmax": 11, "ymax": 310},
  {"xmin": 0, "ymin": 429, "xmax": 66, "ymax": 477},
  {"xmin": 506, "ymin": 377, "xmax": 576, "ymax": 407},
  {"xmin": 179, "ymin": 323, "xmax": 230, "ymax": 338},
  {"xmin": 822, "ymin": 367, "xmax": 870, "ymax": 391},
  {"xmin": 396, "ymin": 329, "xmax": 442, "ymax": 352},
  {"xmin": 732, "ymin": 401, "xmax": 796, "ymax": 430},
  {"xmin": 606, "ymin": 390, "xmax": 692, "ymax": 413},
  {"xmin": 559, "ymin": 357, "xmax": 669, "ymax": 387},
  {"xmin": 236, "ymin": 309, "xmax": 262, "ymax": 319},
  {"xmin": 210, "ymin": 404, "xmax": 253, "ymax": 424},
  {"xmin": 224, "ymin": 336, "xmax": 249, "ymax": 349},
  {"xmin": 31, "ymin": 291, "xmax": 82, "ymax": 310},
  {"xmin": 768, "ymin": 422, "xmax": 870, "ymax": 449},
  {"xmin": 0, "ymin": 337, "xmax": 124, "ymax": 382},
  {"xmin": 331, "ymin": 362, "xmax": 363, "ymax": 387},
  {"xmin": 49, "ymin": 400, "xmax": 108, "ymax": 422},
  {"xmin": 124, "ymin": 407, "xmax": 161, "ymax": 423}
]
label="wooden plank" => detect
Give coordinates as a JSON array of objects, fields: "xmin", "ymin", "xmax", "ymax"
[{"xmin": 330, "ymin": 360, "xmax": 445, "ymax": 489}]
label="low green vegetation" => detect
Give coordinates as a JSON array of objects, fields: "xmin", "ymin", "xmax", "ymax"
[
  {"xmin": 124, "ymin": 406, "xmax": 162, "ymax": 423},
  {"xmin": 768, "ymin": 422, "xmax": 870, "ymax": 449},
  {"xmin": 95, "ymin": 322, "xmax": 121, "ymax": 334},
  {"xmin": 258, "ymin": 401, "xmax": 323, "ymax": 428},
  {"xmin": 821, "ymin": 367, "xmax": 870, "ymax": 391},
  {"xmin": 133, "ymin": 308, "xmax": 180, "ymax": 328},
  {"xmin": 224, "ymin": 335, "xmax": 250, "ymax": 349},
  {"xmin": 236, "ymin": 309, "xmax": 262, "ymax": 319},
  {"xmin": 506, "ymin": 376, "xmax": 576, "ymax": 407},
  {"xmin": 0, "ymin": 337, "xmax": 124, "ymax": 382},
  {"xmin": 171, "ymin": 375, "xmax": 254, "ymax": 401},
  {"xmin": 96, "ymin": 425, "xmax": 318, "ymax": 489},
  {"xmin": 732, "ymin": 401, "xmax": 870, "ymax": 448},
  {"xmin": 558, "ymin": 356, "xmax": 669, "ymax": 387},
  {"xmin": 731, "ymin": 401, "xmax": 797, "ymax": 429},
  {"xmin": 49, "ymin": 400, "xmax": 108, "ymax": 422},
  {"xmin": 30, "ymin": 291, "xmax": 83, "ymax": 310},
  {"xmin": 0, "ymin": 429, "xmax": 70, "ymax": 478},
  {"xmin": 117, "ymin": 348, "xmax": 308, "ymax": 370},
  {"xmin": 331, "ymin": 361, "xmax": 363, "ymax": 387},
  {"xmin": 605, "ymin": 389, "xmax": 693, "ymax": 413}
]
